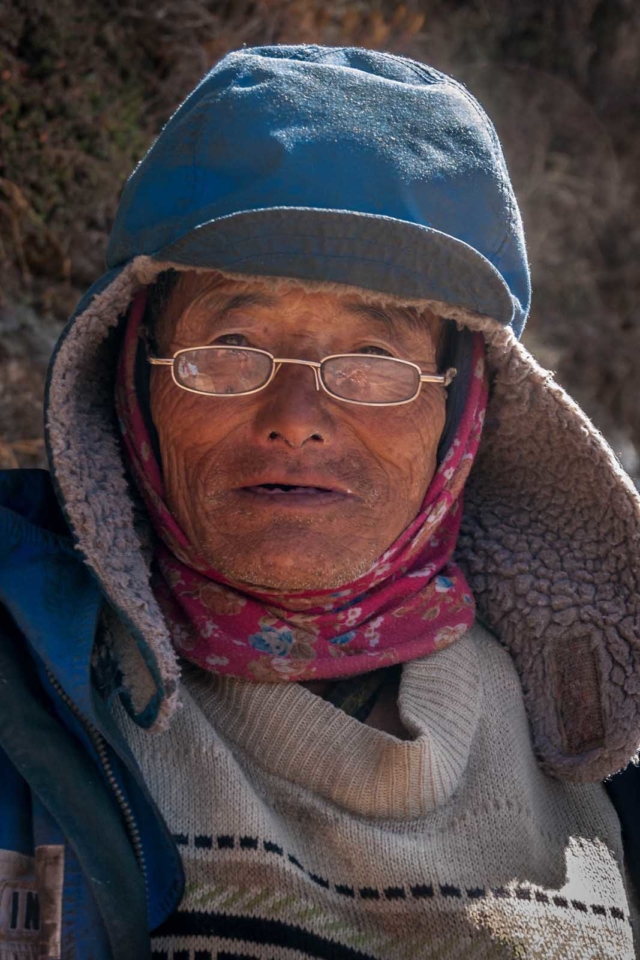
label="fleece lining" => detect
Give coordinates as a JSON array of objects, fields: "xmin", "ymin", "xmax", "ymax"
[{"xmin": 45, "ymin": 259, "xmax": 640, "ymax": 780}]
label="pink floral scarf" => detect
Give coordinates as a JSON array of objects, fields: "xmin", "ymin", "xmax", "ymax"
[{"xmin": 116, "ymin": 290, "xmax": 488, "ymax": 682}]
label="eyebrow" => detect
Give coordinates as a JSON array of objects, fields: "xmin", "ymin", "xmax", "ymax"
[
  {"xmin": 342, "ymin": 301, "xmax": 430, "ymax": 337},
  {"xmin": 210, "ymin": 291, "xmax": 279, "ymax": 318}
]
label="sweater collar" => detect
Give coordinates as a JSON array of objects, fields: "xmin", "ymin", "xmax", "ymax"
[{"xmin": 184, "ymin": 626, "xmax": 482, "ymax": 819}]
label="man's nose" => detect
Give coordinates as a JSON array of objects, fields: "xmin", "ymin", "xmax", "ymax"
[{"xmin": 252, "ymin": 362, "xmax": 332, "ymax": 449}]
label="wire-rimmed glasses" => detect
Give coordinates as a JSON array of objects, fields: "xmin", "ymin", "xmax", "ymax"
[{"xmin": 148, "ymin": 345, "xmax": 456, "ymax": 407}]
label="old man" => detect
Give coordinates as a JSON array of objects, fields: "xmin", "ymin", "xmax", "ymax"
[{"xmin": 1, "ymin": 45, "xmax": 639, "ymax": 960}]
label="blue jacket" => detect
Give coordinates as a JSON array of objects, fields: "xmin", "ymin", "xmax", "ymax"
[{"xmin": 0, "ymin": 469, "xmax": 183, "ymax": 959}]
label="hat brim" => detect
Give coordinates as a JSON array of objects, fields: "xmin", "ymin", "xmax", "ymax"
[{"xmin": 149, "ymin": 207, "xmax": 516, "ymax": 327}]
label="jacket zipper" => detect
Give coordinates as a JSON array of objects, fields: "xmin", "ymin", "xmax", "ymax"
[{"xmin": 45, "ymin": 669, "xmax": 148, "ymax": 888}]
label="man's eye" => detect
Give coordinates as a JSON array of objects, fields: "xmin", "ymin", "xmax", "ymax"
[
  {"xmin": 213, "ymin": 333, "xmax": 249, "ymax": 346},
  {"xmin": 357, "ymin": 345, "xmax": 394, "ymax": 357}
]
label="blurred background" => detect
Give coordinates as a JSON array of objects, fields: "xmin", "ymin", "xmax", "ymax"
[{"xmin": 1, "ymin": 0, "xmax": 638, "ymax": 479}]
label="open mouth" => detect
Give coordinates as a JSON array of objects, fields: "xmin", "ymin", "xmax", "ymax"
[
  {"xmin": 245, "ymin": 483, "xmax": 335, "ymax": 496},
  {"xmin": 236, "ymin": 481, "xmax": 351, "ymax": 505}
]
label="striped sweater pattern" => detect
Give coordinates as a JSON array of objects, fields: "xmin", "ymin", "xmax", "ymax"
[{"xmin": 114, "ymin": 624, "xmax": 636, "ymax": 960}]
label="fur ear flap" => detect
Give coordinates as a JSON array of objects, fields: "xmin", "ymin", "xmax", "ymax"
[
  {"xmin": 46, "ymin": 261, "xmax": 180, "ymax": 731},
  {"xmin": 458, "ymin": 322, "xmax": 640, "ymax": 781}
]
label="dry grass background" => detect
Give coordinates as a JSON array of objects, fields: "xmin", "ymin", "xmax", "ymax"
[{"xmin": 1, "ymin": 0, "xmax": 639, "ymax": 477}]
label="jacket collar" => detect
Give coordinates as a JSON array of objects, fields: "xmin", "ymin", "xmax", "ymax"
[{"xmin": 0, "ymin": 467, "xmax": 185, "ymax": 932}]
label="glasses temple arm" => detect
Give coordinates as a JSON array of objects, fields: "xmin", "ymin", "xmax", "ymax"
[{"xmin": 420, "ymin": 367, "xmax": 457, "ymax": 386}]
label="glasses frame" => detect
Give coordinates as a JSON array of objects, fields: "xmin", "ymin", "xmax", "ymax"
[{"xmin": 148, "ymin": 345, "xmax": 456, "ymax": 407}]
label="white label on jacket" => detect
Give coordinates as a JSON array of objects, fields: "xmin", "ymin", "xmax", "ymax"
[{"xmin": 0, "ymin": 846, "xmax": 64, "ymax": 960}]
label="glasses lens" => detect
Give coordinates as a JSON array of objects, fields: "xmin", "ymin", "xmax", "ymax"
[
  {"xmin": 322, "ymin": 355, "xmax": 421, "ymax": 404},
  {"xmin": 174, "ymin": 348, "xmax": 272, "ymax": 395}
]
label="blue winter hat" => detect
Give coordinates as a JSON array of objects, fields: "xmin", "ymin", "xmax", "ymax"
[{"xmin": 107, "ymin": 45, "xmax": 531, "ymax": 338}]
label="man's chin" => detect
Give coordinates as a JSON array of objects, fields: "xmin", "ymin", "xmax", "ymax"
[{"xmin": 197, "ymin": 535, "xmax": 374, "ymax": 593}]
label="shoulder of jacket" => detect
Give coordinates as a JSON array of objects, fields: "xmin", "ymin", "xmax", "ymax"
[{"xmin": 0, "ymin": 468, "xmax": 69, "ymax": 536}]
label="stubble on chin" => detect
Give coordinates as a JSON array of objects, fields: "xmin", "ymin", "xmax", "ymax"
[{"xmin": 185, "ymin": 494, "xmax": 383, "ymax": 591}]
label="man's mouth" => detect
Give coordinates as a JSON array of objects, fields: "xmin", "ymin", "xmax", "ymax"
[
  {"xmin": 247, "ymin": 483, "xmax": 334, "ymax": 495},
  {"xmin": 235, "ymin": 479, "xmax": 353, "ymax": 506}
]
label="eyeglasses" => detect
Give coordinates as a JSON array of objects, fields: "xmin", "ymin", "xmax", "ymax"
[{"xmin": 148, "ymin": 346, "xmax": 456, "ymax": 407}]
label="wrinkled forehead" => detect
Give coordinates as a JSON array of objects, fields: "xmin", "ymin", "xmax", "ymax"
[{"xmin": 150, "ymin": 269, "xmax": 443, "ymax": 347}]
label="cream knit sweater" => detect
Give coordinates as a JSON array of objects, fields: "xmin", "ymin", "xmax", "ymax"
[{"xmin": 115, "ymin": 623, "xmax": 636, "ymax": 959}]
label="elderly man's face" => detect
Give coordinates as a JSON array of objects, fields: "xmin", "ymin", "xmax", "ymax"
[{"xmin": 150, "ymin": 272, "xmax": 446, "ymax": 591}]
